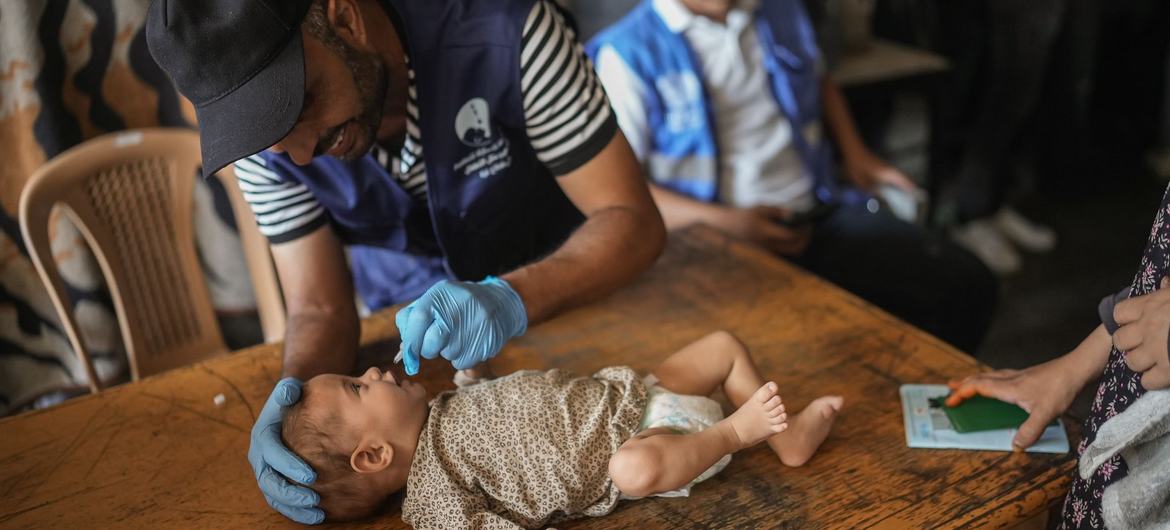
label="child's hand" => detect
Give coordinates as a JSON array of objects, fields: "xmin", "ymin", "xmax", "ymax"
[
  {"xmin": 946, "ymin": 359, "xmax": 1080, "ymax": 450},
  {"xmin": 1112, "ymin": 278, "xmax": 1170, "ymax": 390},
  {"xmin": 842, "ymin": 149, "xmax": 918, "ymax": 193},
  {"xmin": 712, "ymin": 206, "xmax": 811, "ymax": 256}
]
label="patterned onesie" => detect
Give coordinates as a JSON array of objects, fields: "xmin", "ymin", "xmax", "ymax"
[{"xmin": 402, "ymin": 367, "xmax": 647, "ymax": 529}]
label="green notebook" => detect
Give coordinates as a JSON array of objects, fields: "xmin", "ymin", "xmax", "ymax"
[{"xmin": 935, "ymin": 395, "xmax": 1030, "ymax": 433}]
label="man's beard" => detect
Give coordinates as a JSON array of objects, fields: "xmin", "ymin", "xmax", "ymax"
[{"xmin": 314, "ymin": 45, "xmax": 388, "ymax": 160}]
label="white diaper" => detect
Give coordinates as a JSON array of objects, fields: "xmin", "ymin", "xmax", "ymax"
[{"xmin": 623, "ymin": 375, "xmax": 732, "ymax": 498}]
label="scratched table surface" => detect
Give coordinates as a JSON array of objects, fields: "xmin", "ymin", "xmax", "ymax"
[{"xmin": 0, "ymin": 226, "xmax": 1077, "ymax": 529}]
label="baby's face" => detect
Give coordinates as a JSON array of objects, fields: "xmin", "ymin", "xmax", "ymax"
[{"xmin": 306, "ymin": 366, "xmax": 429, "ymax": 445}]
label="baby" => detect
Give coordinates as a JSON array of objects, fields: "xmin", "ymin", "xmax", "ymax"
[{"xmin": 281, "ymin": 331, "xmax": 843, "ymax": 527}]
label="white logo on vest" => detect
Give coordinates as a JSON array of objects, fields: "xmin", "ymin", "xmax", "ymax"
[
  {"xmin": 454, "ymin": 98, "xmax": 511, "ymax": 179},
  {"xmin": 655, "ymin": 73, "xmax": 704, "ymax": 133},
  {"xmin": 455, "ymin": 98, "xmax": 493, "ymax": 147}
]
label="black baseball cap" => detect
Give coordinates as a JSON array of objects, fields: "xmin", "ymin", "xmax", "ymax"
[{"xmin": 147, "ymin": 0, "xmax": 314, "ymax": 177}]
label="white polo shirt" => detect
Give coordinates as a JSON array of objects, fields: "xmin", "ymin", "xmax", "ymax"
[{"xmin": 594, "ymin": 0, "xmax": 817, "ymax": 211}]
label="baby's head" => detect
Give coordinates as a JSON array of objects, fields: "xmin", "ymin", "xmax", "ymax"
[{"xmin": 281, "ymin": 366, "xmax": 429, "ymax": 521}]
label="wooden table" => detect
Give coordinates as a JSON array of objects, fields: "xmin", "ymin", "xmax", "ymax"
[{"xmin": 0, "ymin": 226, "xmax": 1076, "ymax": 529}]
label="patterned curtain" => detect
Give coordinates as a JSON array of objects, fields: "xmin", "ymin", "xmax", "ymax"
[{"xmin": 1, "ymin": 0, "xmax": 255, "ymax": 415}]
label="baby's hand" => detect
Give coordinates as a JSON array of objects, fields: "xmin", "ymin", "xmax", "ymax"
[{"xmin": 454, "ymin": 362, "xmax": 495, "ymax": 387}]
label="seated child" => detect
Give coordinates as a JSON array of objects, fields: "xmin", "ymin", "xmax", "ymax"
[{"xmin": 281, "ymin": 331, "xmax": 843, "ymax": 527}]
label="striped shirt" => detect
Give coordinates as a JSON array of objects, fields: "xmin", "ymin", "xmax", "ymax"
[{"xmin": 235, "ymin": 0, "xmax": 615, "ymax": 243}]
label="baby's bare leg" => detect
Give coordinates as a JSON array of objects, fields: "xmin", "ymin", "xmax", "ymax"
[
  {"xmin": 652, "ymin": 331, "xmax": 842, "ymax": 468},
  {"xmin": 609, "ymin": 383, "xmax": 787, "ymax": 497},
  {"xmin": 652, "ymin": 331, "xmax": 788, "ymax": 410},
  {"xmin": 650, "ymin": 331, "xmax": 763, "ymax": 400}
]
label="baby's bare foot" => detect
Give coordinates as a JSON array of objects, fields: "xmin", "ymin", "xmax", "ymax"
[
  {"xmin": 767, "ymin": 396, "xmax": 843, "ymax": 467},
  {"xmin": 724, "ymin": 382, "xmax": 789, "ymax": 450}
]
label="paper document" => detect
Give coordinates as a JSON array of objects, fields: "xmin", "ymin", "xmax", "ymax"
[{"xmin": 900, "ymin": 384, "xmax": 1069, "ymax": 453}]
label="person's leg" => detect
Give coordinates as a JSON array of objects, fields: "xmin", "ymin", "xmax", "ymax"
[
  {"xmin": 607, "ymin": 385, "xmax": 787, "ymax": 498},
  {"xmin": 795, "ymin": 205, "xmax": 999, "ymax": 354},
  {"xmin": 646, "ymin": 330, "xmax": 770, "ymax": 400},
  {"xmin": 608, "ymin": 332, "xmax": 843, "ymax": 497},
  {"xmin": 652, "ymin": 332, "xmax": 844, "ymax": 466},
  {"xmin": 951, "ymin": 0, "xmax": 1066, "ymax": 221}
]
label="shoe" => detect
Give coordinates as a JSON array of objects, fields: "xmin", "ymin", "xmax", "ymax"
[
  {"xmin": 993, "ymin": 208, "xmax": 1056, "ymax": 253},
  {"xmin": 952, "ymin": 219, "xmax": 1022, "ymax": 275}
]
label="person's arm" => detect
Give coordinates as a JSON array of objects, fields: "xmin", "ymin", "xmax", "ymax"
[
  {"xmin": 820, "ymin": 76, "xmax": 867, "ymax": 166},
  {"xmin": 593, "ymin": 34, "xmax": 808, "ymax": 256},
  {"xmin": 947, "ymin": 325, "xmax": 1112, "ymax": 449},
  {"xmin": 504, "ymin": 131, "xmax": 665, "ymax": 324},
  {"xmin": 648, "ymin": 184, "xmax": 730, "ymax": 230},
  {"xmin": 397, "ymin": 2, "xmax": 667, "ymax": 371},
  {"xmin": 819, "ymin": 76, "xmax": 916, "ymax": 192},
  {"xmin": 270, "ymin": 225, "xmax": 360, "ymax": 379},
  {"xmin": 395, "ymin": 140, "xmax": 663, "ymax": 374},
  {"xmin": 247, "ymin": 220, "xmax": 359, "ymax": 526},
  {"xmin": 234, "ymin": 153, "xmax": 359, "ymax": 378},
  {"xmin": 236, "ymin": 155, "xmax": 340, "ymax": 524},
  {"xmin": 648, "ymin": 184, "xmax": 811, "ymax": 256},
  {"xmin": 1045, "ymin": 324, "xmax": 1115, "ymax": 391}
]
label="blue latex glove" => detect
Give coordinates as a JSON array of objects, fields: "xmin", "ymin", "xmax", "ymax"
[
  {"xmin": 248, "ymin": 377, "xmax": 324, "ymax": 524},
  {"xmin": 396, "ymin": 276, "xmax": 528, "ymax": 373}
]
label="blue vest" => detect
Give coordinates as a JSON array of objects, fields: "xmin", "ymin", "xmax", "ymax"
[
  {"xmin": 258, "ymin": 0, "xmax": 584, "ymax": 310},
  {"xmin": 587, "ymin": 0, "xmax": 859, "ymax": 205}
]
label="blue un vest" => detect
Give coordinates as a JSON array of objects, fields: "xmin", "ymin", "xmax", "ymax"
[
  {"xmin": 587, "ymin": 0, "xmax": 862, "ymax": 205},
  {"xmin": 258, "ymin": 0, "xmax": 584, "ymax": 310}
]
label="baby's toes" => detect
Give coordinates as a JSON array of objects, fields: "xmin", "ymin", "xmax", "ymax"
[
  {"xmin": 762, "ymin": 395, "xmax": 783, "ymax": 412},
  {"xmin": 771, "ymin": 421, "xmax": 789, "ymax": 433},
  {"xmin": 769, "ymin": 411, "xmax": 788, "ymax": 425},
  {"xmin": 768, "ymin": 404, "xmax": 786, "ymax": 417},
  {"xmin": 753, "ymin": 382, "xmax": 779, "ymax": 404}
]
